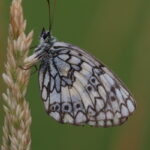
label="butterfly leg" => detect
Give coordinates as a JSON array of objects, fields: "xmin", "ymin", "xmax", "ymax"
[{"xmin": 19, "ymin": 64, "xmax": 38, "ymax": 75}]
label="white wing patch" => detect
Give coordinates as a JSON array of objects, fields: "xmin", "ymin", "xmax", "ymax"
[{"xmin": 39, "ymin": 42, "xmax": 136, "ymax": 127}]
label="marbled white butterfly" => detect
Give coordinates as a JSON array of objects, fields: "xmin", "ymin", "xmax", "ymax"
[{"xmin": 28, "ymin": 1, "xmax": 136, "ymax": 127}]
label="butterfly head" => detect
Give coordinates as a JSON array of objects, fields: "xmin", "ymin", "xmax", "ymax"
[{"xmin": 40, "ymin": 27, "xmax": 56, "ymax": 45}]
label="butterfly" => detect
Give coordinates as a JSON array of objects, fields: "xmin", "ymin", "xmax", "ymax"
[{"xmin": 29, "ymin": 26, "xmax": 136, "ymax": 127}]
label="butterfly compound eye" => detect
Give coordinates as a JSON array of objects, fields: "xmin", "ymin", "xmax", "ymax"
[
  {"xmin": 43, "ymin": 32, "xmax": 50, "ymax": 40},
  {"xmin": 43, "ymin": 33, "xmax": 48, "ymax": 39}
]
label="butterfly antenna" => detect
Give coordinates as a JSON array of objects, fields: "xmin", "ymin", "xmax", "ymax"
[
  {"xmin": 51, "ymin": 0, "xmax": 57, "ymax": 29},
  {"xmin": 47, "ymin": 0, "xmax": 51, "ymax": 32}
]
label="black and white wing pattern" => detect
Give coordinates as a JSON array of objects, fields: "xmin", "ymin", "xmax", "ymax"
[{"xmin": 39, "ymin": 41, "xmax": 136, "ymax": 127}]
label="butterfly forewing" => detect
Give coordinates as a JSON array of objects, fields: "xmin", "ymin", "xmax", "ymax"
[{"xmin": 39, "ymin": 41, "xmax": 136, "ymax": 127}]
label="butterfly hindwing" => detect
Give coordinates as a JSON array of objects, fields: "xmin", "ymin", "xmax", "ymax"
[{"xmin": 39, "ymin": 42, "xmax": 136, "ymax": 127}]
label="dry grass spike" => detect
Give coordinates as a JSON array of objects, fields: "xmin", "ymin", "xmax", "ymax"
[{"xmin": 1, "ymin": 0, "xmax": 33, "ymax": 150}]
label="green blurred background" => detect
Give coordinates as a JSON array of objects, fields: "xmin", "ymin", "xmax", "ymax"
[{"xmin": 1, "ymin": 0, "xmax": 150, "ymax": 150}]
